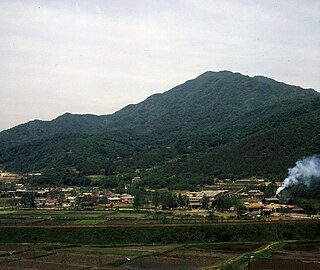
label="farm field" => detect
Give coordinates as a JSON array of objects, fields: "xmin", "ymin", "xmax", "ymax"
[
  {"xmin": 1, "ymin": 241, "xmax": 318, "ymax": 269},
  {"xmin": 0, "ymin": 209, "xmax": 218, "ymax": 226},
  {"xmin": 0, "ymin": 242, "xmax": 267, "ymax": 270},
  {"xmin": 0, "ymin": 211, "xmax": 319, "ymax": 269},
  {"xmin": 0, "ymin": 208, "xmax": 318, "ymax": 227},
  {"xmin": 250, "ymin": 241, "xmax": 320, "ymax": 270}
]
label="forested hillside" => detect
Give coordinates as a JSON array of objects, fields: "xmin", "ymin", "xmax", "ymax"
[
  {"xmin": 1, "ymin": 71, "xmax": 319, "ymax": 188},
  {"xmin": 0, "ymin": 113, "xmax": 107, "ymax": 148}
]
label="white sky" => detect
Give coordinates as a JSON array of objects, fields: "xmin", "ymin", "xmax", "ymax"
[{"xmin": 1, "ymin": 0, "xmax": 319, "ymax": 131}]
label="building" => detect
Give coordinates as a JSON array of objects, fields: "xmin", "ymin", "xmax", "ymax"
[
  {"xmin": 131, "ymin": 176, "xmax": 141, "ymax": 183},
  {"xmin": 262, "ymin": 197, "xmax": 280, "ymax": 204}
]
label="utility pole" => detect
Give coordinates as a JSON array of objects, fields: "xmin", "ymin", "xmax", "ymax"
[{"xmin": 248, "ymin": 255, "xmax": 254, "ymax": 270}]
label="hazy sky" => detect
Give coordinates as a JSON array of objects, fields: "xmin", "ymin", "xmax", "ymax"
[{"xmin": 1, "ymin": 0, "xmax": 319, "ymax": 131}]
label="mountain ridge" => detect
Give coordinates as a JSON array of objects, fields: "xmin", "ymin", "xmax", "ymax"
[
  {"xmin": 1, "ymin": 70, "xmax": 319, "ymax": 187},
  {"xmin": 2, "ymin": 70, "xmax": 318, "ymax": 135}
]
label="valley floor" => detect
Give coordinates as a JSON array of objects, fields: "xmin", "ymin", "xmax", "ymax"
[{"xmin": 0, "ymin": 241, "xmax": 319, "ymax": 270}]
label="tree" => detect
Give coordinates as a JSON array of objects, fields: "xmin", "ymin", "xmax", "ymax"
[
  {"xmin": 152, "ymin": 191, "xmax": 160, "ymax": 208},
  {"xmin": 20, "ymin": 193, "xmax": 35, "ymax": 208},
  {"xmin": 177, "ymin": 193, "xmax": 189, "ymax": 208},
  {"xmin": 159, "ymin": 191, "xmax": 177, "ymax": 210},
  {"xmin": 76, "ymin": 162, "xmax": 100, "ymax": 175},
  {"xmin": 215, "ymin": 196, "xmax": 243, "ymax": 212},
  {"xmin": 264, "ymin": 182, "xmax": 277, "ymax": 197},
  {"xmin": 133, "ymin": 191, "xmax": 145, "ymax": 209},
  {"xmin": 105, "ymin": 159, "xmax": 115, "ymax": 176},
  {"xmin": 57, "ymin": 193, "xmax": 65, "ymax": 206},
  {"xmin": 234, "ymin": 200, "xmax": 246, "ymax": 214},
  {"xmin": 7, "ymin": 198, "xmax": 19, "ymax": 207},
  {"xmin": 201, "ymin": 194, "xmax": 209, "ymax": 209}
]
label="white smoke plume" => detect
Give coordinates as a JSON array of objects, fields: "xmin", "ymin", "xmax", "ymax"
[{"xmin": 276, "ymin": 155, "xmax": 320, "ymax": 194}]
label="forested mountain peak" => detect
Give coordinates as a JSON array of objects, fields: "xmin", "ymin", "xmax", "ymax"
[
  {"xmin": 0, "ymin": 71, "xmax": 319, "ymax": 183},
  {"xmin": 105, "ymin": 71, "xmax": 318, "ymax": 135}
]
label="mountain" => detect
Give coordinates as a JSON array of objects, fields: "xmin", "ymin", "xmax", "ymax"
[
  {"xmin": 105, "ymin": 71, "xmax": 319, "ymax": 150},
  {"xmin": 107, "ymin": 71, "xmax": 317, "ymax": 136},
  {"xmin": 0, "ymin": 113, "xmax": 107, "ymax": 148},
  {"xmin": 0, "ymin": 71, "xmax": 319, "ymax": 188}
]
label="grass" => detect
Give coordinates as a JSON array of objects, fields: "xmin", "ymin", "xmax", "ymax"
[
  {"xmin": 72, "ymin": 219, "xmax": 105, "ymax": 225},
  {"xmin": 107, "ymin": 257, "xmax": 129, "ymax": 267},
  {"xmin": 0, "ymin": 209, "xmax": 150, "ymax": 221},
  {"xmin": 0, "ymin": 208, "xmax": 227, "ymax": 221},
  {"xmin": 0, "ymin": 210, "xmax": 17, "ymax": 215},
  {"xmin": 253, "ymin": 242, "xmax": 287, "ymax": 260},
  {"xmin": 39, "ymin": 244, "xmax": 80, "ymax": 251},
  {"xmin": 0, "ymin": 251, "xmax": 9, "ymax": 256}
]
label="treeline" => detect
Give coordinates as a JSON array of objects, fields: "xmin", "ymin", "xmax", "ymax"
[
  {"xmin": 286, "ymin": 180, "xmax": 320, "ymax": 214},
  {"xmin": 22, "ymin": 169, "xmax": 91, "ymax": 187},
  {"xmin": 288, "ymin": 180, "xmax": 320, "ymax": 200},
  {"xmin": 132, "ymin": 190, "xmax": 190, "ymax": 210},
  {"xmin": 0, "ymin": 222, "xmax": 319, "ymax": 245}
]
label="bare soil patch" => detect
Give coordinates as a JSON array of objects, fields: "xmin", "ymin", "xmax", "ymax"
[
  {"xmin": 58, "ymin": 246, "xmax": 147, "ymax": 257},
  {"xmin": 251, "ymin": 259, "xmax": 320, "ymax": 270},
  {"xmin": 124, "ymin": 256, "xmax": 200, "ymax": 270},
  {"xmin": 252, "ymin": 241, "xmax": 320, "ymax": 270},
  {"xmin": 36, "ymin": 252, "xmax": 121, "ymax": 267},
  {"xmin": 0, "ymin": 243, "xmax": 40, "ymax": 252},
  {"xmin": 170, "ymin": 250, "xmax": 232, "ymax": 260},
  {"xmin": 187, "ymin": 242, "xmax": 264, "ymax": 253},
  {"xmin": 0, "ymin": 259, "xmax": 81, "ymax": 270},
  {"xmin": 282, "ymin": 242, "xmax": 320, "ymax": 252},
  {"xmin": 113, "ymin": 244, "xmax": 176, "ymax": 252},
  {"xmin": 124, "ymin": 252, "xmax": 232, "ymax": 270},
  {"xmin": 270, "ymin": 250, "xmax": 320, "ymax": 261},
  {"xmin": 11, "ymin": 250, "xmax": 52, "ymax": 259}
]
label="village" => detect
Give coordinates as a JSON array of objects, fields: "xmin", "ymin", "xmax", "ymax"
[{"xmin": 0, "ymin": 171, "xmax": 317, "ymax": 221}]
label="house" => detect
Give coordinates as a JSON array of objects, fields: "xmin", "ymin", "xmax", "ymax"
[
  {"xmin": 248, "ymin": 190, "xmax": 264, "ymax": 199},
  {"xmin": 62, "ymin": 202, "xmax": 72, "ymax": 208},
  {"xmin": 45, "ymin": 199, "xmax": 58, "ymax": 207},
  {"xmin": 290, "ymin": 206, "xmax": 305, "ymax": 214},
  {"xmin": 262, "ymin": 197, "xmax": 280, "ymax": 204},
  {"xmin": 0, "ymin": 171, "xmax": 19, "ymax": 178},
  {"xmin": 185, "ymin": 190, "xmax": 229, "ymax": 210},
  {"xmin": 34, "ymin": 198, "xmax": 46, "ymax": 207},
  {"xmin": 245, "ymin": 203, "xmax": 264, "ymax": 212},
  {"xmin": 132, "ymin": 176, "xmax": 141, "ymax": 183},
  {"xmin": 264, "ymin": 203, "xmax": 282, "ymax": 212},
  {"xmin": 120, "ymin": 194, "xmax": 135, "ymax": 204},
  {"xmin": 189, "ymin": 201, "xmax": 203, "ymax": 210},
  {"xmin": 108, "ymin": 197, "xmax": 121, "ymax": 203},
  {"xmin": 239, "ymin": 192, "xmax": 249, "ymax": 199},
  {"xmin": 67, "ymin": 196, "xmax": 76, "ymax": 203},
  {"xmin": 61, "ymin": 187, "xmax": 74, "ymax": 192},
  {"xmin": 82, "ymin": 192, "xmax": 94, "ymax": 196},
  {"xmin": 188, "ymin": 196, "xmax": 203, "ymax": 209}
]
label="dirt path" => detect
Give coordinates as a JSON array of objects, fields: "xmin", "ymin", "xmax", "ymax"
[
  {"xmin": 253, "ymin": 242, "xmax": 278, "ymax": 254},
  {"xmin": 0, "ymin": 219, "xmax": 317, "ymax": 228},
  {"xmin": 205, "ymin": 242, "xmax": 281, "ymax": 270}
]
